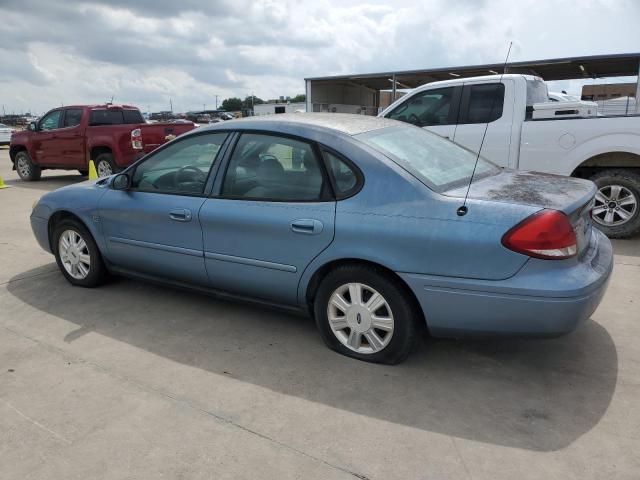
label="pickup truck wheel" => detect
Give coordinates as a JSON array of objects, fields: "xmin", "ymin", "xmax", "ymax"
[
  {"xmin": 95, "ymin": 153, "xmax": 116, "ymax": 177},
  {"xmin": 15, "ymin": 151, "xmax": 42, "ymax": 181},
  {"xmin": 590, "ymin": 169, "xmax": 640, "ymax": 238}
]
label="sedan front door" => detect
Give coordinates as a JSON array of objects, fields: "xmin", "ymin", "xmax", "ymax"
[
  {"xmin": 99, "ymin": 132, "xmax": 229, "ymax": 285},
  {"xmin": 199, "ymin": 132, "xmax": 336, "ymax": 305}
]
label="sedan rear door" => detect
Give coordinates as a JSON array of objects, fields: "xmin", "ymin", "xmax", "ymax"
[{"xmin": 199, "ymin": 132, "xmax": 336, "ymax": 305}]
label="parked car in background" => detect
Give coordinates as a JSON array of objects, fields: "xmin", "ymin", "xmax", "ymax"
[
  {"xmin": 30, "ymin": 114, "xmax": 612, "ymax": 364},
  {"xmin": 380, "ymin": 74, "xmax": 640, "ymax": 238},
  {"xmin": 0, "ymin": 123, "xmax": 14, "ymax": 145},
  {"xmin": 10, "ymin": 104, "xmax": 196, "ymax": 180}
]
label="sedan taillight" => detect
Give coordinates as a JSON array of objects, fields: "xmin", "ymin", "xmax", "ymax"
[
  {"xmin": 131, "ymin": 128, "xmax": 143, "ymax": 150},
  {"xmin": 502, "ymin": 210, "xmax": 577, "ymax": 260}
]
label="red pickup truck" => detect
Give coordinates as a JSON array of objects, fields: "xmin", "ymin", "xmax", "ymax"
[{"xmin": 9, "ymin": 104, "xmax": 195, "ymax": 180}]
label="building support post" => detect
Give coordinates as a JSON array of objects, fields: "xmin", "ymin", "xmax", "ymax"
[
  {"xmin": 305, "ymin": 80, "xmax": 312, "ymax": 113},
  {"xmin": 635, "ymin": 61, "xmax": 640, "ymax": 114},
  {"xmin": 392, "ymin": 74, "xmax": 397, "ymax": 102}
]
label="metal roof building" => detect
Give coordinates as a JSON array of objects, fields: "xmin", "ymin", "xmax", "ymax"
[{"xmin": 304, "ymin": 52, "xmax": 640, "ymax": 115}]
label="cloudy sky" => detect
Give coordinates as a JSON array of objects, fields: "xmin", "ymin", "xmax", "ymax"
[{"xmin": 1, "ymin": 0, "xmax": 638, "ymax": 115}]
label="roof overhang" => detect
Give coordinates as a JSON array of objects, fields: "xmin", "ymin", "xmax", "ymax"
[{"xmin": 305, "ymin": 53, "xmax": 640, "ymax": 90}]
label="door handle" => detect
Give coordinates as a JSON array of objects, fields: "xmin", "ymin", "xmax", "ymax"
[
  {"xmin": 291, "ymin": 219, "xmax": 323, "ymax": 235},
  {"xmin": 169, "ymin": 208, "xmax": 192, "ymax": 222}
]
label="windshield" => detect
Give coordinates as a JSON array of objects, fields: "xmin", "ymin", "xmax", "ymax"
[{"xmin": 357, "ymin": 125, "xmax": 499, "ymax": 192}]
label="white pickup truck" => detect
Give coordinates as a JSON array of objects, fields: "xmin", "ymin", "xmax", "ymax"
[{"xmin": 379, "ymin": 74, "xmax": 640, "ymax": 238}]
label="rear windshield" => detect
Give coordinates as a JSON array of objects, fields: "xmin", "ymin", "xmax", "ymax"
[
  {"xmin": 356, "ymin": 125, "xmax": 499, "ymax": 192},
  {"xmin": 526, "ymin": 78, "xmax": 549, "ymax": 105},
  {"xmin": 89, "ymin": 109, "xmax": 144, "ymax": 126}
]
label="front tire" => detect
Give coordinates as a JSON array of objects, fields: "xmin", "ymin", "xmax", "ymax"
[
  {"xmin": 15, "ymin": 151, "xmax": 42, "ymax": 181},
  {"xmin": 314, "ymin": 264, "xmax": 420, "ymax": 364},
  {"xmin": 52, "ymin": 219, "xmax": 108, "ymax": 287},
  {"xmin": 590, "ymin": 169, "xmax": 640, "ymax": 238}
]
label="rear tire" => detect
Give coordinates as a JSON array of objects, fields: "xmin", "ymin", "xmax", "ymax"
[
  {"xmin": 15, "ymin": 151, "xmax": 41, "ymax": 181},
  {"xmin": 313, "ymin": 264, "xmax": 420, "ymax": 364},
  {"xmin": 95, "ymin": 153, "xmax": 117, "ymax": 177},
  {"xmin": 52, "ymin": 219, "xmax": 108, "ymax": 287},
  {"xmin": 590, "ymin": 169, "xmax": 640, "ymax": 239}
]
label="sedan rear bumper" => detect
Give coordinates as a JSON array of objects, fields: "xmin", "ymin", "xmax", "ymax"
[{"xmin": 399, "ymin": 228, "xmax": 613, "ymax": 337}]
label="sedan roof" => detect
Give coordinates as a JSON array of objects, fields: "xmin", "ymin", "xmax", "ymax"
[{"xmin": 204, "ymin": 113, "xmax": 399, "ymax": 136}]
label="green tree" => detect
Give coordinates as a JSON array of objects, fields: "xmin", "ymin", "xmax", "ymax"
[
  {"xmin": 221, "ymin": 97, "xmax": 243, "ymax": 111},
  {"xmin": 291, "ymin": 94, "xmax": 306, "ymax": 103},
  {"xmin": 242, "ymin": 95, "xmax": 265, "ymax": 110}
]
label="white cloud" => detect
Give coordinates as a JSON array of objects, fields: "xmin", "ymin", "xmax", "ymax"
[{"xmin": 0, "ymin": 0, "xmax": 638, "ymax": 114}]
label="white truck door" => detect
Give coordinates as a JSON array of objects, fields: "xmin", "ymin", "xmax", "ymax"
[
  {"xmin": 384, "ymin": 85, "xmax": 462, "ymax": 140},
  {"xmin": 452, "ymin": 79, "xmax": 515, "ymax": 168}
]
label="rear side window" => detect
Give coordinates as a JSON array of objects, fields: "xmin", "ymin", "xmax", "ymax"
[
  {"xmin": 63, "ymin": 109, "xmax": 83, "ymax": 127},
  {"xmin": 460, "ymin": 83, "xmax": 504, "ymax": 124},
  {"xmin": 323, "ymin": 150, "xmax": 360, "ymax": 198},
  {"xmin": 386, "ymin": 87, "xmax": 457, "ymax": 127},
  {"xmin": 222, "ymin": 133, "xmax": 326, "ymax": 201}
]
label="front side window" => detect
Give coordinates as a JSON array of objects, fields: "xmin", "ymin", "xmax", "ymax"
[
  {"xmin": 63, "ymin": 109, "xmax": 83, "ymax": 128},
  {"xmin": 222, "ymin": 133, "xmax": 326, "ymax": 201},
  {"xmin": 39, "ymin": 110, "xmax": 62, "ymax": 131},
  {"xmin": 131, "ymin": 133, "xmax": 227, "ymax": 195},
  {"xmin": 357, "ymin": 125, "xmax": 498, "ymax": 192},
  {"xmin": 386, "ymin": 87, "xmax": 455, "ymax": 127},
  {"xmin": 461, "ymin": 83, "xmax": 505, "ymax": 124}
]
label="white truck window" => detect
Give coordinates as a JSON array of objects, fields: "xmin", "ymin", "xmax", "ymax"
[
  {"xmin": 461, "ymin": 84, "xmax": 505, "ymax": 124},
  {"xmin": 386, "ymin": 87, "xmax": 456, "ymax": 127}
]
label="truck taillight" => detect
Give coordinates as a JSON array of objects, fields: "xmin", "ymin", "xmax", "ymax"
[
  {"xmin": 131, "ymin": 128, "xmax": 143, "ymax": 150},
  {"xmin": 501, "ymin": 210, "xmax": 577, "ymax": 260}
]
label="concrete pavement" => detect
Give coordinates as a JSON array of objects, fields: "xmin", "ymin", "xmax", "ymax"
[{"xmin": 1, "ymin": 146, "xmax": 639, "ymax": 479}]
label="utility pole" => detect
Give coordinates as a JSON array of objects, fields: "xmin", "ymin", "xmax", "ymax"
[
  {"xmin": 214, "ymin": 95, "xmax": 219, "ymax": 109},
  {"xmin": 169, "ymin": 98, "xmax": 173, "ymax": 112}
]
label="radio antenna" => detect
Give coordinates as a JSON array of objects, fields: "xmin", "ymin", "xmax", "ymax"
[{"xmin": 457, "ymin": 41, "xmax": 512, "ymax": 217}]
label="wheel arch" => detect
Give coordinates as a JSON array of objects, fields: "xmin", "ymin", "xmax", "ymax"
[
  {"xmin": 571, "ymin": 150, "xmax": 640, "ymax": 178},
  {"xmin": 302, "ymin": 257, "xmax": 426, "ymax": 329},
  {"xmin": 47, "ymin": 210, "xmax": 93, "ymax": 252},
  {"xmin": 89, "ymin": 145, "xmax": 113, "ymax": 163},
  {"xmin": 9, "ymin": 144, "xmax": 28, "ymax": 164}
]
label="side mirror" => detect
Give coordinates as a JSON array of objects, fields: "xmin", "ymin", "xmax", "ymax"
[
  {"xmin": 28, "ymin": 121, "xmax": 37, "ymax": 132},
  {"xmin": 112, "ymin": 173, "xmax": 131, "ymax": 190}
]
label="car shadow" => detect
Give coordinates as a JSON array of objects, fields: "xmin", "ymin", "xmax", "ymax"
[{"xmin": 7, "ymin": 265, "xmax": 618, "ymax": 452}]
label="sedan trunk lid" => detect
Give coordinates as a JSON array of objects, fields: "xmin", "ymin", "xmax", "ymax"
[{"xmin": 445, "ymin": 170, "xmax": 596, "ymax": 256}]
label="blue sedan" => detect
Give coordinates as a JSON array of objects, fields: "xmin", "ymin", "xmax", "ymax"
[{"xmin": 30, "ymin": 114, "xmax": 613, "ymax": 364}]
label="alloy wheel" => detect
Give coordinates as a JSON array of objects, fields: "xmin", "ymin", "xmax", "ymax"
[
  {"xmin": 16, "ymin": 156, "xmax": 30, "ymax": 178},
  {"xmin": 97, "ymin": 160, "xmax": 113, "ymax": 177},
  {"xmin": 327, "ymin": 283, "xmax": 394, "ymax": 354},
  {"xmin": 58, "ymin": 229, "xmax": 91, "ymax": 279},
  {"xmin": 592, "ymin": 184, "xmax": 637, "ymax": 226}
]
